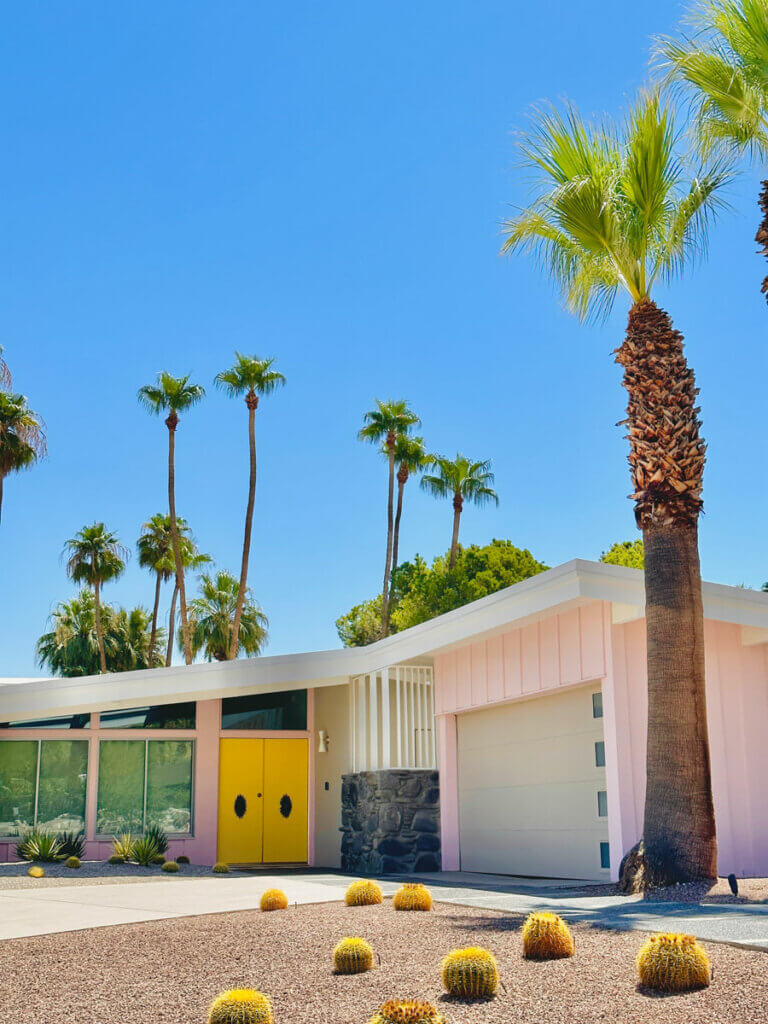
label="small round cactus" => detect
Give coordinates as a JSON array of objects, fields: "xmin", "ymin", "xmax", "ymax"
[
  {"xmin": 65, "ymin": 856, "xmax": 81, "ymax": 870},
  {"xmin": 108, "ymin": 855, "xmax": 125, "ymax": 865},
  {"xmin": 393, "ymin": 883, "xmax": 432, "ymax": 911},
  {"xmin": 368, "ymin": 1000, "xmax": 446, "ymax": 1024},
  {"xmin": 151, "ymin": 854, "xmax": 166, "ymax": 865},
  {"xmin": 28, "ymin": 865, "xmax": 45, "ymax": 879},
  {"xmin": 345, "ymin": 879, "xmax": 383, "ymax": 906},
  {"xmin": 212, "ymin": 862, "xmax": 230, "ymax": 874},
  {"xmin": 521, "ymin": 911, "xmax": 574, "ymax": 959},
  {"xmin": 207, "ymin": 989, "xmax": 273, "ymax": 1024},
  {"xmin": 441, "ymin": 947, "xmax": 499, "ymax": 999},
  {"xmin": 636, "ymin": 933, "xmax": 711, "ymax": 992},
  {"xmin": 177, "ymin": 854, "xmax": 190, "ymax": 864},
  {"xmin": 333, "ymin": 936, "xmax": 374, "ymax": 974},
  {"xmin": 162, "ymin": 860, "xmax": 180, "ymax": 873},
  {"xmin": 260, "ymin": 888, "xmax": 288, "ymax": 911}
]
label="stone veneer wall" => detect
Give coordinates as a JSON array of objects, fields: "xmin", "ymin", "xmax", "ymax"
[{"xmin": 340, "ymin": 769, "xmax": 440, "ymax": 874}]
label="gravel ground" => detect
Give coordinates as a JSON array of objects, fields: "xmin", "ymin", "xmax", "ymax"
[
  {"xmin": 1, "ymin": 900, "xmax": 766, "ymax": 1024},
  {"xmin": 573, "ymin": 876, "xmax": 768, "ymax": 904},
  {"xmin": 0, "ymin": 861, "xmax": 241, "ymax": 890}
]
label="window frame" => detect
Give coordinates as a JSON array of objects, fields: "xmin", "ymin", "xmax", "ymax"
[
  {"xmin": 220, "ymin": 689, "xmax": 309, "ymax": 732},
  {"xmin": 0, "ymin": 737, "xmax": 91, "ymax": 840}
]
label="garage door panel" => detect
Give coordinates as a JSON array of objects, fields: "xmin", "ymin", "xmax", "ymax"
[
  {"xmin": 458, "ymin": 737, "xmax": 603, "ymax": 790},
  {"xmin": 460, "ymin": 828, "xmax": 605, "ymax": 879},
  {"xmin": 459, "ymin": 782, "xmax": 603, "ymax": 831},
  {"xmin": 459, "ymin": 691, "xmax": 597, "ymax": 748}
]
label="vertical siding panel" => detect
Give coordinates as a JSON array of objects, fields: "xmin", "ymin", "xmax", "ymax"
[
  {"xmin": 471, "ymin": 641, "xmax": 489, "ymax": 706},
  {"xmin": 503, "ymin": 629, "xmax": 522, "ymax": 698},
  {"xmin": 456, "ymin": 646, "xmax": 472, "ymax": 711},
  {"xmin": 486, "ymin": 635, "xmax": 504, "ymax": 703},
  {"xmin": 539, "ymin": 616, "xmax": 560, "ymax": 691},
  {"xmin": 521, "ymin": 623, "xmax": 540, "ymax": 693},
  {"xmin": 705, "ymin": 621, "xmax": 734, "ymax": 871},
  {"xmin": 558, "ymin": 608, "xmax": 581, "ymax": 684},
  {"xmin": 580, "ymin": 602, "xmax": 607, "ymax": 680}
]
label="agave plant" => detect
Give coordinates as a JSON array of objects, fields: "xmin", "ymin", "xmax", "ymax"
[
  {"xmin": 58, "ymin": 830, "xmax": 86, "ymax": 860},
  {"xmin": 144, "ymin": 823, "xmax": 168, "ymax": 855},
  {"xmin": 111, "ymin": 833, "xmax": 136, "ymax": 861},
  {"xmin": 15, "ymin": 830, "xmax": 64, "ymax": 863},
  {"xmin": 131, "ymin": 835, "xmax": 162, "ymax": 867}
]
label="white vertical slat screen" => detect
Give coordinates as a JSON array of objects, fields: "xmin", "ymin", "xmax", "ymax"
[{"xmin": 349, "ymin": 664, "xmax": 435, "ymax": 771}]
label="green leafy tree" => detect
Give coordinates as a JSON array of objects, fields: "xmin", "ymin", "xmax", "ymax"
[
  {"xmin": 185, "ymin": 569, "xmax": 268, "ymax": 662},
  {"xmin": 63, "ymin": 523, "xmax": 127, "ymax": 674},
  {"xmin": 335, "ymin": 595, "xmax": 384, "ymax": 647},
  {"xmin": 421, "ymin": 454, "xmax": 499, "ymax": 568},
  {"xmin": 601, "ymin": 539, "xmax": 645, "ymax": 568},
  {"xmin": 358, "ymin": 399, "xmax": 421, "ymax": 635},
  {"xmin": 138, "ymin": 373, "xmax": 205, "ymax": 665},
  {"xmin": 0, "ymin": 391, "xmax": 46, "ymax": 524},
  {"xmin": 215, "ymin": 353, "xmax": 285, "ymax": 659},
  {"xmin": 502, "ymin": 91, "xmax": 729, "ymax": 890},
  {"xmin": 658, "ymin": 0, "xmax": 768, "ymax": 297}
]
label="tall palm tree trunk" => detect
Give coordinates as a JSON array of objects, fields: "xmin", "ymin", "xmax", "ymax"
[
  {"xmin": 389, "ymin": 468, "xmax": 407, "ymax": 609},
  {"xmin": 148, "ymin": 570, "xmax": 162, "ymax": 667},
  {"xmin": 756, "ymin": 180, "xmax": 768, "ymax": 302},
  {"xmin": 448, "ymin": 493, "xmax": 462, "ymax": 568},
  {"xmin": 229, "ymin": 392, "xmax": 258, "ymax": 660},
  {"xmin": 166, "ymin": 413, "xmax": 192, "ymax": 664},
  {"xmin": 93, "ymin": 580, "xmax": 107, "ymax": 674},
  {"xmin": 616, "ymin": 300, "xmax": 716, "ymax": 891},
  {"xmin": 380, "ymin": 437, "xmax": 396, "ymax": 635},
  {"xmin": 166, "ymin": 582, "xmax": 179, "ymax": 667}
]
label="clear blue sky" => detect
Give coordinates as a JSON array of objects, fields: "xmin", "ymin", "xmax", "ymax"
[{"xmin": 1, "ymin": 1, "xmax": 765, "ymax": 677}]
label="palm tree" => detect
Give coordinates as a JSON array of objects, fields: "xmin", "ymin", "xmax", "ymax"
[
  {"xmin": 358, "ymin": 400, "xmax": 421, "ymax": 634},
  {"xmin": 0, "ymin": 391, "xmax": 46, "ymax": 524},
  {"xmin": 185, "ymin": 569, "xmax": 268, "ymax": 662},
  {"xmin": 63, "ymin": 524, "xmax": 128, "ymax": 673},
  {"xmin": 137, "ymin": 513, "xmax": 179, "ymax": 668},
  {"xmin": 421, "ymin": 454, "xmax": 498, "ymax": 568},
  {"xmin": 0, "ymin": 346, "xmax": 10, "ymax": 390},
  {"xmin": 215, "ymin": 353, "xmax": 285, "ymax": 659},
  {"xmin": 109, "ymin": 605, "xmax": 167, "ymax": 673},
  {"xmin": 164, "ymin": 528, "xmax": 211, "ymax": 667},
  {"xmin": 388, "ymin": 434, "xmax": 427, "ymax": 599},
  {"xmin": 502, "ymin": 91, "xmax": 729, "ymax": 890},
  {"xmin": 657, "ymin": 0, "xmax": 768, "ymax": 297},
  {"xmin": 137, "ymin": 373, "xmax": 205, "ymax": 665}
]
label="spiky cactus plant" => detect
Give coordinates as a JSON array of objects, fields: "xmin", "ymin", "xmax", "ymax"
[
  {"xmin": 393, "ymin": 883, "xmax": 432, "ymax": 911},
  {"xmin": 177, "ymin": 855, "xmax": 190, "ymax": 864},
  {"xmin": 27, "ymin": 866, "xmax": 45, "ymax": 878},
  {"xmin": 345, "ymin": 879, "xmax": 383, "ymax": 906},
  {"xmin": 636, "ymin": 933, "xmax": 711, "ymax": 992},
  {"xmin": 162, "ymin": 860, "xmax": 180, "ymax": 873},
  {"xmin": 65, "ymin": 856, "xmax": 81, "ymax": 869},
  {"xmin": 441, "ymin": 947, "xmax": 499, "ymax": 999},
  {"xmin": 333, "ymin": 936, "xmax": 374, "ymax": 974},
  {"xmin": 212, "ymin": 862, "xmax": 230, "ymax": 874},
  {"xmin": 260, "ymin": 888, "xmax": 288, "ymax": 911},
  {"xmin": 368, "ymin": 1000, "xmax": 446, "ymax": 1024},
  {"xmin": 521, "ymin": 912, "xmax": 574, "ymax": 959},
  {"xmin": 207, "ymin": 989, "xmax": 273, "ymax": 1024}
]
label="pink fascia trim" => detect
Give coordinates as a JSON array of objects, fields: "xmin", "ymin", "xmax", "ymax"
[{"xmin": 436, "ymin": 714, "xmax": 460, "ymax": 871}]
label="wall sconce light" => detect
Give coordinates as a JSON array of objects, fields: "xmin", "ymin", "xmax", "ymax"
[{"xmin": 318, "ymin": 729, "xmax": 330, "ymax": 753}]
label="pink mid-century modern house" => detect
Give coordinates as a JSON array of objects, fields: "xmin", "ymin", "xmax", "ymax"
[{"xmin": 2, "ymin": 558, "xmax": 768, "ymax": 881}]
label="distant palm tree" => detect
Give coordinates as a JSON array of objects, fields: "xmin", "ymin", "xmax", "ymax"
[
  {"xmin": 0, "ymin": 346, "xmax": 11, "ymax": 390},
  {"xmin": 137, "ymin": 513, "xmax": 178, "ymax": 668},
  {"xmin": 388, "ymin": 434, "xmax": 427, "ymax": 600},
  {"xmin": 421, "ymin": 454, "xmax": 498, "ymax": 568},
  {"xmin": 657, "ymin": 0, "xmax": 768, "ymax": 297},
  {"xmin": 358, "ymin": 400, "xmax": 421, "ymax": 634},
  {"xmin": 63, "ymin": 524, "xmax": 128, "ymax": 673},
  {"xmin": 215, "ymin": 353, "xmax": 285, "ymax": 659},
  {"xmin": 164, "ymin": 529, "xmax": 211, "ymax": 667},
  {"xmin": 0, "ymin": 391, "xmax": 46, "ymax": 524},
  {"xmin": 185, "ymin": 569, "xmax": 268, "ymax": 662},
  {"xmin": 137, "ymin": 373, "xmax": 205, "ymax": 665}
]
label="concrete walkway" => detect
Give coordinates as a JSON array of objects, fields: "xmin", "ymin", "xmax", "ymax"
[{"xmin": 1, "ymin": 869, "xmax": 768, "ymax": 951}]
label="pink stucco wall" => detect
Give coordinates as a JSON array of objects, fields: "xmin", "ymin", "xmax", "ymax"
[{"xmin": 434, "ymin": 600, "xmax": 768, "ymax": 879}]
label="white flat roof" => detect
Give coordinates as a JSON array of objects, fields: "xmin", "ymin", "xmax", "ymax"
[{"xmin": 2, "ymin": 558, "xmax": 767, "ymax": 721}]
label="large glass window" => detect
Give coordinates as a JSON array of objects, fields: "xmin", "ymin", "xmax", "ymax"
[
  {"xmin": 0, "ymin": 713, "xmax": 90, "ymax": 729},
  {"xmin": 221, "ymin": 690, "xmax": 307, "ymax": 731},
  {"xmin": 99, "ymin": 702, "xmax": 196, "ymax": 730},
  {"xmin": 96, "ymin": 740, "xmax": 193, "ymax": 836},
  {"xmin": 0, "ymin": 740, "xmax": 88, "ymax": 837}
]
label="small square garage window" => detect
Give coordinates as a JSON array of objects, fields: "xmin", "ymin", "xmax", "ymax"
[
  {"xmin": 594, "ymin": 740, "xmax": 606, "ymax": 767},
  {"xmin": 592, "ymin": 692, "xmax": 603, "ymax": 718},
  {"xmin": 597, "ymin": 790, "xmax": 608, "ymax": 817},
  {"xmin": 600, "ymin": 841, "xmax": 610, "ymax": 870}
]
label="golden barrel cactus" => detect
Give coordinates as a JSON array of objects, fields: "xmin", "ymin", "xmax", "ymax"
[
  {"xmin": 162, "ymin": 860, "xmax": 180, "ymax": 873},
  {"xmin": 208, "ymin": 989, "xmax": 273, "ymax": 1024},
  {"xmin": 65, "ymin": 856, "xmax": 81, "ymax": 869},
  {"xmin": 636, "ymin": 933, "xmax": 711, "ymax": 992},
  {"xmin": 333, "ymin": 936, "xmax": 374, "ymax": 974},
  {"xmin": 521, "ymin": 912, "xmax": 574, "ymax": 959},
  {"xmin": 345, "ymin": 879, "xmax": 383, "ymax": 906},
  {"xmin": 368, "ymin": 1000, "xmax": 446, "ymax": 1024},
  {"xmin": 260, "ymin": 888, "xmax": 288, "ymax": 912},
  {"xmin": 212, "ymin": 862, "xmax": 230, "ymax": 874},
  {"xmin": 393, "ymin": 883, "xmax": 433, "ymax": 911},
  {"xmin": 27, "ymin": 865, "xmax": 45, "ymax": 879},
  {"xmin": 441, "ymin": 947, "xmax": 499, "ymax": 999}
]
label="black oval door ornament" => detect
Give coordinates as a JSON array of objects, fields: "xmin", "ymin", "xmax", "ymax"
[
  {"xmin": 234, "ymin": 794, "xmax": 247, "ymax": 818},
  {"xmin": 280, "ymin": 794, "xmax": 292, "ymax": 818}
]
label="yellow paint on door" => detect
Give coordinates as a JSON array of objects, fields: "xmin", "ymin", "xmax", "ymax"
[
  {"xmin": 263, "ymin": 738, "xmax": 308, "ymax": 863},
  {"xmin": 217, "ymin": 738, "xmax": 264, "ymax": 864}
]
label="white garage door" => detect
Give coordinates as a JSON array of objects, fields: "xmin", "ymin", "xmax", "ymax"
[{"xmin": 457, "ymin": 684, "xmax": 610, "ymax": 880}]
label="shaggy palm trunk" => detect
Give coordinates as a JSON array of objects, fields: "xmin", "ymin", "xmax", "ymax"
[
  {"xmin": 93, "ymin": 580, "xmax": 107, "ymax": 674},
  {"xmin": 148, "ymin": 570, "xmax": 162, "ymax": 668},
  {"xmin": 166, "ymin": 413, "xmax": 192, "ymax": 664},
  {"xmin": 448, "ymin": 493, "xmax": 462, "ymax": 568},
  {"xmin": 389, "ymin": 466, "xmax": 408, "ymax": 609},
  {"xmin": 756, "ymin": 180, "xmax": 768, "ymax": 302},
  {"xmin": 166, "ymin": 582, "xmax": 179, "ymax": 667},
  {"xmin": 616, "ymin": 299, "xmax": 716, "ymax": 892},
  {"xmin": 229, "ymin": 392, "xmax": 258, "ymax": 660},
  {"xmin": 380, "ymin": 435, "xmax": 396, "ymax": 636}
]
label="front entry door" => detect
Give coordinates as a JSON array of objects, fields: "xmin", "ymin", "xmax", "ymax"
[{"xmin": 217, "ymin": 737, "xmax": 308, "ymax": 864}]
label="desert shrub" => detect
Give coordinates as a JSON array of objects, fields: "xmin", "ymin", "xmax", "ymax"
[
  {"xmin": 333, "ymin": 936, "xmax": 374, "ymax": 974},
  {"xmin": 16, "ymin": 830, "xmax": 63, "ymax": 863},
  {"xmin": 393, "ymin": 883, "xmax": 432, "ymax": 911},
  {"xmin": 65, "ymin": 856, "xmax": 81, "ymax": 869},
  {"xmin": 207, "ymin": 989, "xmax": 273, "ymax": 1024},
  {"xmin": 144, "ymin": 823, "xmax": 168, "ymax": 855},
  {"xmin": 162, "ymin": 860, "xmax": 180, "ymax": 873},
  {"xmin": 212, "ymin": 862, "xmax": 230, "ymax": 874},
  {"xmin": 345, "ymin": 879, "xmax": 383, "ymax": 906},
  {"xmin": 108, "ymin": 855, "xmax": 125, "ymax": 865},
  {"xmin": 131, "ymin": 835, "xmax": 162, "ymax": 867},
  {"xmin": 260, "ymin": 888, "xmax": 288, "ymax": 911},
  {"xmin": 441, "ymin": 947, "xmax": 499, "ymax": 999},
  {"xmin": 521, "ymin": 912, "xmax": 574, "ymax": 959},
  {"xmin": 151, "ymin": 854, "xmax": 166, "ymax": 865},
  {"xmin": 177, "ymin": 855, "xmax": 190, "ymax": 864},
  {"xmin": 111, "ymin": 834, "xmax": 135, "ymax": 861},
  {"xmin": 636, "ymin": 933, "xmax": 711, "ymax": 992},
  {"xmin": 58, "ymin": 831, "xmax": 86, "ymax": 860},
  {"xmin": 368, "ymin": 1000, "xmax": 445, "ymax": 1024}
]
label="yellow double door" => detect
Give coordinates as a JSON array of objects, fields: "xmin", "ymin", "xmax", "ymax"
[{"xmin": 217, "ymin": 738, "xmax": 308, "ymax": 865}]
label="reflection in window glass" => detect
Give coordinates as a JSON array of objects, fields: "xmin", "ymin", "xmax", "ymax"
[
  {"xmin": 597, "ymin": 790, "xmax": 608, "ymax": 818},
  {"xmin": 0, "ymin": 742, "xmax": 37, "ymax": 837},
  {"xmin": 600, "ymin": 841, "xmax": 611, "ymax": 870},
  {"xmin": 37, "ymin": 741, "xmax": 89, "ymax": 833},
  {"xmin": 100, "ymin": 703, "xmax": 196, "ymax": 730},
  {"xmin": 221, "ymin": 690, "xmax": 307, "ymax": 730},
  {"xmin": 97, "ymin": 741, "xmax": 145, "ymax": 834},
  {"xmin": 594, "ymin": 740, "xmax": 606, "ymax": 767},
  {"xmin": 146, "ymin": 741, "xmax": 193, "ymax": 834},
  {"xmin": 0, "ymin": 714, "xmax": 90, "ymax": 729}
]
